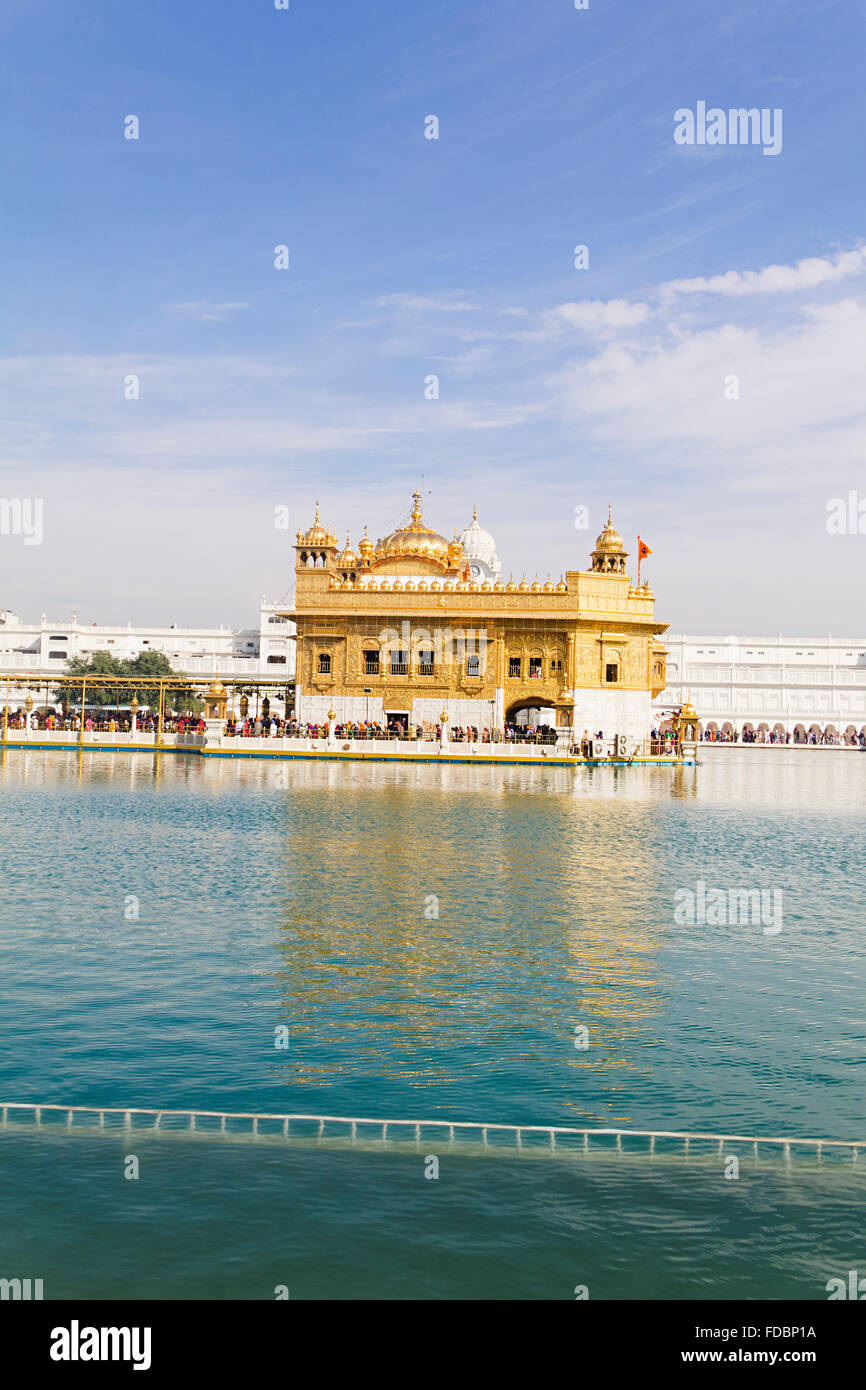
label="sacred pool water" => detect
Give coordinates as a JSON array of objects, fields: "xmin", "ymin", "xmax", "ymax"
[{"xmin": 1, "ymin": 749, "xmax": 863, "ymax": 1299}]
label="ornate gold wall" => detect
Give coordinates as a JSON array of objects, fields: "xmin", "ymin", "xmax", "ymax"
[{"xmin": 284, "ymin": 495, "xmax": 668, "ymax": 735}]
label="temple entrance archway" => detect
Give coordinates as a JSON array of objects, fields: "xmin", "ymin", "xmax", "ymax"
[{"xmin": 505, "ymin": 698, "xmax": 559, "ymax": 726}]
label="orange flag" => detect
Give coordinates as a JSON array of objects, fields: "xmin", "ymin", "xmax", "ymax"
[{"xmin": 638, "ymin": 537, "xmax": 652, "ymax": 561}]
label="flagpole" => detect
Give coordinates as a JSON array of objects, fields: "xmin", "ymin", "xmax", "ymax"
[{"xmin": 637, "ymin": 536, "xmax": 642, "ymax": 589}]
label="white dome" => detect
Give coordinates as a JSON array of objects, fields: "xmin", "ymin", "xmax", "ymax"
[{"xmin": 458, "ymin": 507, "xmax": 502, "ymax": 581}]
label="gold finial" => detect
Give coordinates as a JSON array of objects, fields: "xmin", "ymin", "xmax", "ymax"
[
  {"xmin": 473, "ymin": 503, "xmax": 478, "ymax": 521},
  {"xmin": 411, "ymin": 491, "xmax": 422, "ymax": 525},
  {"xmin": 314, "ymin": 501, "xmax": 320, "ymax": 523},
  {"xmin": 607, "ymin": 503, "xmax": 612, "ymax": 525},
  {"xmin": 345, "ymin": 530, "xmax": 351, "ymax": 546}
]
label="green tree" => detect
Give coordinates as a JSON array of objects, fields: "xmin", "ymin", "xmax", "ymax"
[
  {"xmin": 57, "ymin": 649, "xmax": 202, "ymax": 714},
  {"xmin": 59, "ymin": 652, "xmax": 126, "ymax": 708},
  {"xmin": 125, "ymin": 653, "xmax": 204, "ymax": 715}
]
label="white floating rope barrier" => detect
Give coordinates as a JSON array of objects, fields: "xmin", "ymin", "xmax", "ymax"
[{"xmin": 0, "ymin": 1101, "xmax": 862, "ymax": 1162}]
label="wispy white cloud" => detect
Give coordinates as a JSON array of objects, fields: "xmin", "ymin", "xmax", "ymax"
[
  {"xmin": 164, "ymin": 300, "xmax": 250, "ymax": 322},
  {"xmin": 550, "ymin": 299, "xmax": 652, "ymax": 332},
  {"xmin": 659, "ymin": 247, "xmax": 866, "ymax": 298},
  {"xmin": 368, "ymin": 293, "xmax": 476, "ymax": 313}
]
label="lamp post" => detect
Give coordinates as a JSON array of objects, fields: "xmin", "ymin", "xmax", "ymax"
[
  {"xmin": 439, "ymin": 708, "xmax": 449, "ymax": 749},
  {"xmin": 130, "ymin": 694, "xmax": 139, "ymax": 736}
]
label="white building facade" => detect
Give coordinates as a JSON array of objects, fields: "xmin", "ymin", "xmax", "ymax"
[
  {"xmin": 655, "ymin": 634, "xmax": 866, "ymax": 742},
  {"xmin": 0, "ymin": 600, "xmax": 295, "ymax": 708}
]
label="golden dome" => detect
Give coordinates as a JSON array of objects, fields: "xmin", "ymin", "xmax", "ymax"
[
  {"xmin": 555, "ymin": 578, "xmax": 567, "ymax": 594},
  {"xmin": 593, "ymin": 505, "xmax": 627, "ymax": 555},
  {"xmin": 376, "ymin": 492, "xmax": 453, "ymax": 562},
  {"xmin": 298, "ymin": 501, "xmax": 338, "ymax": 548},
  {"xmin": 337, "ymin": 531, "xmax": 357, "ymax": 566},
  {"xmin": 543, "ymin": 576, "xmax": 555, "ymax": 593},
  {"xmin": 358, "ymin": 526, "xmax": 374, "ymax": 558},
  {"xmin": 493, "ymin": 580, "xmax": 504, "ymax": 592},
  {"xmin": 447, "ymin": 528, "xmax": 466, "ymax": 566},
  {"xmin": 506, "ymin": 577, "xmax": 517, "ymax": 592},
  {"xmin": 530, "ymin": 578, "xmax": 542, "ymax": 593},
  {"xmin": 518, "ymin": 576, "xmax": 530, "ymax": 593}
]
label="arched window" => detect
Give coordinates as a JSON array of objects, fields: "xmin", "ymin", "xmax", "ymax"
[{"xmin": 318, "ymin": 652, "xmax": 331, "ymax": 674}]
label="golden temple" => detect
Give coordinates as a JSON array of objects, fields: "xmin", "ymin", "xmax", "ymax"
[{"xmin": 283, "ymin": 492, "xmax": 668, "ymax": 745}]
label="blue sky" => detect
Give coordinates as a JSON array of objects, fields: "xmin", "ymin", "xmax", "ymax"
[{"xmin": 1, "ymin": 0, "xmax": 864, "ymax": 631}]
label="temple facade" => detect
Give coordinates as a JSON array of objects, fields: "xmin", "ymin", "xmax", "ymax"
[{"xmin": 286, "ymin": 493, "xmax": 668, "ymax": 743}]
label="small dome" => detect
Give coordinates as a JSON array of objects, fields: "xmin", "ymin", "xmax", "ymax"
[
  {"xmin": 506, "ymin": 577, "xmax": 517, "ymax": 592},
  {"xmin": 593, "ymin": 505, "xmax": 627, "ymax": 555},
  {"xmin": 493, "ymin": 581, "xmax": 505, "ymax": 593},
  {"xmin": 530, "ymin": 578, "xmax": 541, "ymax": 593},
  {"xmin": 555, "ymin": 578, "xmax": 567, "ymax": 594},
  {"xmin": 392, "ymin": 580, "xmax": 403, "ymax": 591},
  {"xmin": 337, "ymin": 531, "xmax": 357, "ymax": 566},
  {"xmin": 299, "ymin": 501, "xmax": 338, "ymax": 548},
  {"xmin": 417, "ymin": 580, "xmax": 429, "ymax": 591},
  {"xmin": 518, "ymin": 576, "xmax": 530, "ymax": 593},
  {"xmin": 358, "ymin": 526, "xmax": 374, "ymax": 557},
  {"xmin": 458, "ymin": 505, "xmax": 502, "ymax": 580},
  {"xmin": 590, "ymin": 505, "xmax": 629, "ymax": 574},
  {"xmin": 543, "ymin": 577, "xmax": 555, "ymax": 593}
]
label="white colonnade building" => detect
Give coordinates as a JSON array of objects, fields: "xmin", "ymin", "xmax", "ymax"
[{"xmin": 655, "ymin": 634, "xmax": 866, "ymax": 742}]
